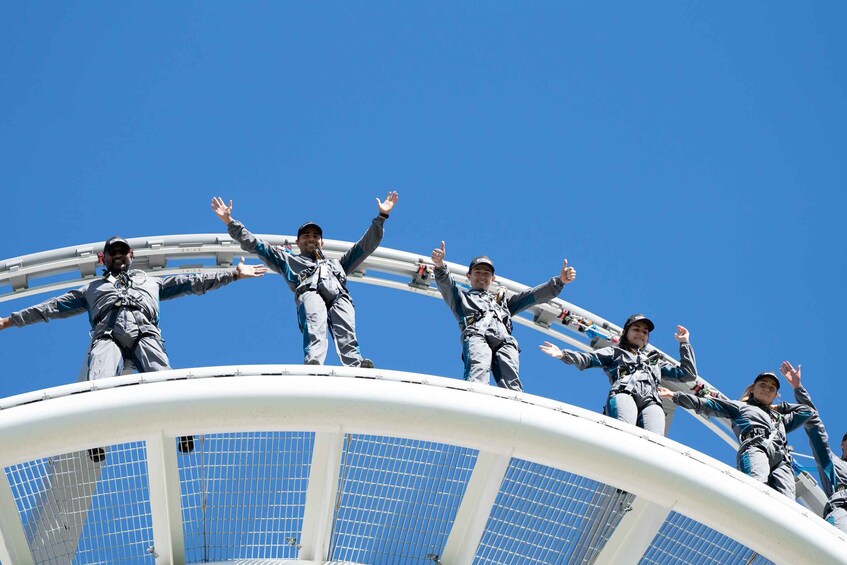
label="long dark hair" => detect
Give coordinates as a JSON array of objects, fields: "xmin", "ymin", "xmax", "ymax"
[{"xmin": 618, "ymin": 332, "xmax": 640, "ymax": 352}]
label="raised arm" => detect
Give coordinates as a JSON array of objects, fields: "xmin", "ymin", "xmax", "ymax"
[
  {"xmin": 660, "ymin": 325, "xmax": 697, "ymax": 382},
  {"xmin": 339, "ymin": 191, "xmax": 399, "ymax": 273},
  {"xmin": 506, "ymin": 258, "xmax": 575, "ymax": 315},
  {"xmin": 212, "ymin": 196, "xmax": 297, "ymax": 282},
  {"xmin": 775, "ymin": 361, "xmax": 818, "ymax": 432},
  {"xmin": 432, "ymin": 241, "xmax": 466, "ymax": 321},
  {"xmin": 782, "ymin": 361, "xmax": 841, "ymax": 496}
]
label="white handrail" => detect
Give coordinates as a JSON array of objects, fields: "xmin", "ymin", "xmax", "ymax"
[{"xmin": 0, "ymin": 235, "xmax": 737, "ymax": 447}]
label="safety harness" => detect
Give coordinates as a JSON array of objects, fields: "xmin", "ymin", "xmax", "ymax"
[
  {"xmin": 739, "ymin": 407, "xmax": 792, "ymax": 461},
  {"xmin": 94, "ymin": 271, "xmax": 158, "ymax": 356},
  {"xmin": 461, "ymin": 289, "xmax": 511, "ymax": 333},
  {"xmin": 295, "ymin": 254, "xmax": 348, "ymax": 301},
  {"xmin": 610, "ymin": 349, "xmax": 664, "ymax": 397}
]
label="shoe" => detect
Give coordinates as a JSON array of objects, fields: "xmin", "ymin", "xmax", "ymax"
[
  {"xmin": 88, "ymin": 448, "xmax": 106, "ymax": 463},
  {"xmin": 360, "ymin": 359, "xmax": 375, "ymax": 369},
  {"xmin": 305, "ymin": 359, "xmax": 321, "ymax": 365},
  {"xmin": 177, "ymin": 436, "xmax": 195, "ymax": 453}
]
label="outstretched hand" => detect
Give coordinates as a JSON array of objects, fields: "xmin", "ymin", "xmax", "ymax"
[
  {"xmin": 431, "ymin": 241, "xmax": 446, "ymax": 268},
  {"xmin": 539, "ymin": 341, "xmax": 565, "ymax": 360},
  {"xmin": 211, "ymin": 197, "xmax": 234, "ymax": 224},
  {"xmin": 235, "ymin": 257, "xmax": 269, "ymax": 279},
  {"xmin": 658, "ymin": 386, "xmax": 674, "ymax": 399},
  {"xmin": 779, "ymin": 360, "xmax": 802, "ymax": 389},
  {"xmin": 559, "ymin": 259, "xmax": 576, "ymax": 284},
  {"xmin": 674, "ymin": 325, "xmax": 690, "ymax": 343},
  {"xmin": 0, "ymin": 317, "xmax": 11, "ymax": 331},
  {"xmin": 377, "ymin": 191, "xmax": 399, "ymax": 216}
]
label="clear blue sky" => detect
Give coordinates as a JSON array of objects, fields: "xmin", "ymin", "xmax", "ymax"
[{"xmin": 2, "ymin": 2, "xmax": 845, "ymax": 472}]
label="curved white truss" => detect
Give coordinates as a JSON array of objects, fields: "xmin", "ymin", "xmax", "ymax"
[
  {"xmin": 0, "ymin": 367, "xmax": 844, "ymax": 565},
  {"xmin": 0, "ymin": 234, "xmax": 736, "ymax": 444}
]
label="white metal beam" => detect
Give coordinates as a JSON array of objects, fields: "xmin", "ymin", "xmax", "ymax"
[
  {"xmin": 0, "ymin": 468, "xmax": 34, "ymax": 565},
  {"xmin": 298, "ymin": 429, "xmax": 344, "ymax": 561},
  {"xmin": 25, "ymin": 451, "xmax": 103, "ymax": 563},
  {"xmin": 146, "ymin": 431, "xmax": 186, "ymax": 565},
  {"xmin": 593, "ymin": 497, "xmax": 671, "ymax": 565},
  {"xmin": 441, "ymin": 451, "xmax": 511, "ymax": 565}
]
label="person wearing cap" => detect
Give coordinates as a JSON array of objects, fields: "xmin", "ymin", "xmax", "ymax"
[
  {"xmin": 779, "ymin": 361, "xmax": 847, "ymax": 530},
  {"xmin": 657, "ymin": 367, "xmax": 816, "ymax": 499},
  {"xmin": 540, "ymin": 314, "xmax": 697, "ymax": 435},
  {"xmin": 211, "ymin": 192, "xmax": 398, "ymax": 367},
  {"xmin": 430, "ymin": 241, "xmax": 576, "ymax": 390},
  {"xmin": 0, "ymin": 236, "xmax": 268, "ymax": 454}
]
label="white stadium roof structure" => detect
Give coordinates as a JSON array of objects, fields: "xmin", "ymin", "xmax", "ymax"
[{"xmin": 0, "ymin": 235, "xmax": 845, "ymax": 565}]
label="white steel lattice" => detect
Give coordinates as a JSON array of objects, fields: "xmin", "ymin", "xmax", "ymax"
[
  {"xmin": 328, "ymin": 434, "xmax": 477, "ymax": 564},
  {"xmin": 177, "ymin": 432, "xmax": 313, "ymax": 563},
  {"xmin": 641, "ymin": 511, "xmax": 773, "ymax": 565},
  {"xmin": 5, "ymin": 442, "xmax": 154, "ymax": 564},
  {"xmin": 474, "ymin": 458, "xmax": 632, "ymax": 564}
]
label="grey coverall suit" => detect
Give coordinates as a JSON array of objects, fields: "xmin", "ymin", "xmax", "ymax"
[
  {"xmin": 559, "ymin": 343, "xmax": 697, "ymax": 435},
  {"xmin": 227, "ymin": 216, "xmax": 385, "ymax": 366},
  {"xmin": 434, "ymin": 267, "xmax": 564, "ymax": 390},
  {"xmin": 9, "ymin": 269, "xmax": 240, "ymax": 380},
  {"xmin": 793, "ymin": 386, "xmax": 847, "ymax": 532},
  {"xmin": 671, "ymin": 390, "xmax": 816, "ymax": 499}
]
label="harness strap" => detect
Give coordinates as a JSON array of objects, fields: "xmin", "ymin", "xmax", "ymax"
[{"xmin": 740, "ymin": 429, "xmax": 768, "ymax": 443}]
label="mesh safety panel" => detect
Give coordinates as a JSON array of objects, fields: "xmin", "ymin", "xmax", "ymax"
[
  {"xmin": 474, "ymin": 457, "xmax": 632, "ymax": 564},
  {"xmin": 178, "ymin": 432, "xmax": 313, "ymax": 562},
  {"xmin": 640, "ymin": 510, "xmax": 773, "ymax": 565},
  {"xmin": 5, "ymin": 442, "xmax": 154, "ymax": 564},
  {"xmin": 328, "ymin": 434, "xmax": 478, "ymax": 564}
]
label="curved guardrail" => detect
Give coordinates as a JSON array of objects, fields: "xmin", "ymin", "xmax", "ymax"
[{"xmin": 0, "ymin": 234, "xmax": 737, "ymax": 445}]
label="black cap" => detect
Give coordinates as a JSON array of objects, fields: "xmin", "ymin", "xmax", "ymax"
[
  {"xmin": 468, "ymin": 256, "xmax": 495, "ymax": 274},
  {"xmin": 841, "ymin": 432, "xmax": 847, "ymax": 443},
  {"xmin": 103, "ymin": 236, "xmax": 131, "ymax": 254},
  {"xmin": 622, "ymin": 313, "xmax": 655, "ymax": 333},
  {"xmin": 754, "ymin": 372, "xmax": 780, "ymax": 391},
  {"xmin": 297, "ymin": 221, "xmax": 323, "ymax": 238}
]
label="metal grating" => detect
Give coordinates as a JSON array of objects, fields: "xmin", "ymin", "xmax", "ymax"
[
  {"xmin": 474, "ymin": 458, "xmax": 633, "ymax": 564},
  {"xmin": 178, "ymin": 431, "xmax": 314, "ymax": 563},
  {"xmin": 640, "ymin": 511, "xmax": 773, "ymax": 565},
  {"xmin": 5, "ymin": 442, "xmax": 154, "ymax": 564},
  {"xmin": 328, "ymin": 434, "xmax": 478, "ymax": 564}
]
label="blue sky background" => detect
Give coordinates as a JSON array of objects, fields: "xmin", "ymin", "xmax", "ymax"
[{"xmin": 2, "ymin": 2, "xmax": 845, "ymax": 473}]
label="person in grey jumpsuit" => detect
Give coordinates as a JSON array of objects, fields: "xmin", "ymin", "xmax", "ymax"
[
  {"xmin": 0, "ymin": 236, "xmax": 267, "ymax": 454},
  {"xmin": 430, "ymin": 241, "xmax": 576, "ymax": 390},
  {"xmin": 211, "ymin": 192, "xmax": 398, "ymax": 367},
  {"xmin": 658, "ymin": 370, "xmax": 816, "ymax": 499},
  {"xmin": 779, "ymin": 361, "xmax": 847, "ymax": 531},
  {"xmin": 540, "ymin": 314, "xmax": 697, "ymax": 435}
]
